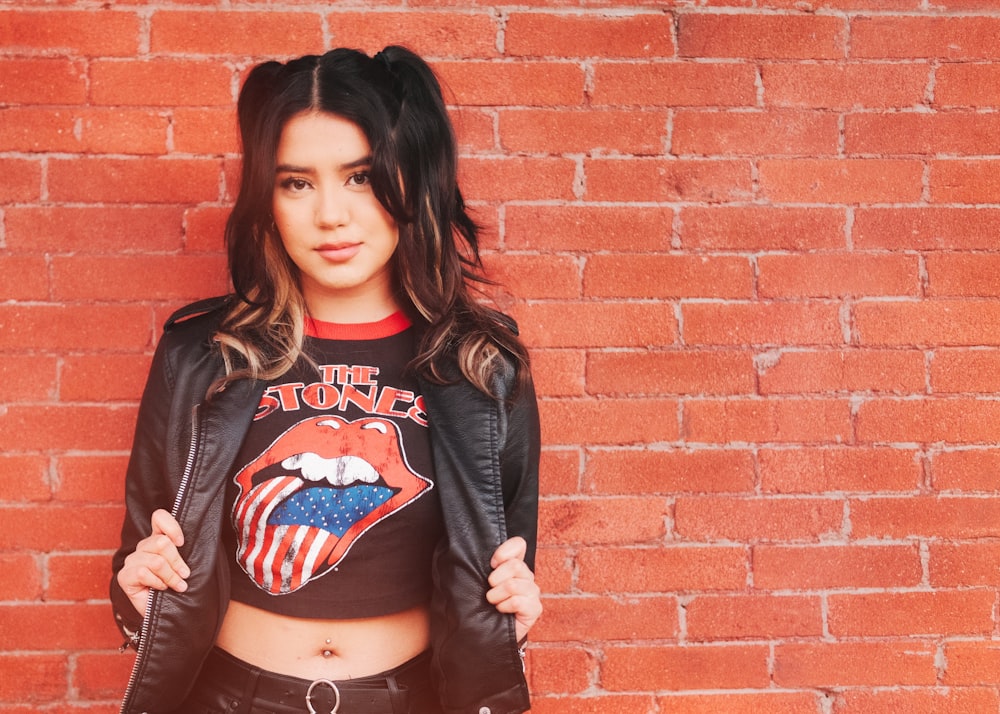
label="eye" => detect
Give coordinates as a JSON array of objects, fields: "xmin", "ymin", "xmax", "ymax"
[
  {"xmin": 280, "ymin": 177, "xmax": 311, "ymax": 192},
  {"xmin": 347, "ymin": 171, "xmax": 371, "ymax": 187}
]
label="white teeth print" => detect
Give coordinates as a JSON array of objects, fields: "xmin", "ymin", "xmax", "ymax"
[{"xmin": 281, "ymin": 452, "xmax": 379, "ymax": 486}]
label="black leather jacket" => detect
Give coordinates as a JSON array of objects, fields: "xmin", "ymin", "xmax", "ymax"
[{"xmin": 109, "ymin": 297, "xmax": 540, "ymax": 714}]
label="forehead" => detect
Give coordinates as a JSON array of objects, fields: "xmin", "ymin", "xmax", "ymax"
[{"xmin": 276, "ymin": 111, "xmax": 371, "ymax": 164}]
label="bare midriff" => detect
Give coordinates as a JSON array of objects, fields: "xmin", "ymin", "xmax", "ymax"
[{"xmin": 215, "ymin": 600, "xmax": 431, "ymax": 680}]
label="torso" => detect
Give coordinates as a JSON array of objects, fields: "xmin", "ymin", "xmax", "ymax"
[{"xmin": 215, "ymin": 600, "xmax": 431, "ymax": 679}]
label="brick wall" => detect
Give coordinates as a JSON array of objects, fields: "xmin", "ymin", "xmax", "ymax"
[{"xmin": 3, "ymin": 1, "xmax": 1000, "ymax": 712}]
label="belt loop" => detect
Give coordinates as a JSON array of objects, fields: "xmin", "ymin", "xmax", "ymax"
[
  {"xmin": 234, "ymin": 664, "xmax": 261, "ymax": 714},
  {"xmin": 387, "ymin": 673, "xmax": 408, "ymax": 714}
]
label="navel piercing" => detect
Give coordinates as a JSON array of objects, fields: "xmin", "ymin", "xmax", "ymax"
[{"xmin": 322, "ymin": 649, "xmax": 333, "ymax": 658}]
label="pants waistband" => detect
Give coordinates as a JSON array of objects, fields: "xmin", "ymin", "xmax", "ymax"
[{"xmin": 199, "ymin": 647, "xmax": 430, "ymax": 714}]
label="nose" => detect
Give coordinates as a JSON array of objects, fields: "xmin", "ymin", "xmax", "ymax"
[{"xmin": 315, "ymin": 186, "xmax": 349, "ymax": 228}]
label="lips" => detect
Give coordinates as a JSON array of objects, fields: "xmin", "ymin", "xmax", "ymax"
[
  {"xmin": 316, "ymin": 242, "xmax": 362, "ymax": 262},
  {"xmin": 232, "ymin": 416, "xmax": 431, "ymax": 594}
]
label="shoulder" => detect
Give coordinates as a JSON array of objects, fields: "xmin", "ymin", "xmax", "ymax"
[
  {"xmin": 163, "ymin": 295, "xmax": 233, "ymax": 332},
  {"xmin": 156, "ymin": 295, "xmax": 232, "ymax": 357}
]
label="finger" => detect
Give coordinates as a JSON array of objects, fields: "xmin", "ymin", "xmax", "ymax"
[
  {"xmin": 124, "ymin": 552, "xmax": 189, "ymax": 593},
  {"xmin": 490, "ymin": 536, "xmax": 527, "ymax": 568},
  {"xmin": 486, "ymin": 574, "xmax": 540, "ymax": 606},
  {"xmin": 488, "ymin": 558, "xmax": 533, "ymax": 588},
  {"xmin": 150, "ymin": 509, "xmax": 185, "ymax": 547}
]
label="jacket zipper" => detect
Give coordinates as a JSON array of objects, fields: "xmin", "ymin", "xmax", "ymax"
[{"xmin": 119, "ymin": 405, "xmax": 201, "ymax": 714}]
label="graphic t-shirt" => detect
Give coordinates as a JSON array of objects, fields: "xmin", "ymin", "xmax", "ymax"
[{"xmin": 223, "ymin": 312, "xmax": 443, "ymax": 619}]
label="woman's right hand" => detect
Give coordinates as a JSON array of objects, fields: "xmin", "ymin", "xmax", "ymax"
[{"xmin": 116, "ymin": 509, "xmax": 190, "ymax": 617}]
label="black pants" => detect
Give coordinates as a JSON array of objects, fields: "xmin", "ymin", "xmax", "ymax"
[{"xmin": 172, "ymin": 647, "xmax": 441, "ymax": 714}]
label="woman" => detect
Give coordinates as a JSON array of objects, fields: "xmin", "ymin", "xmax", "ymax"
[{"xmin": 110, "ymin": 46, "xmax": 541, "ymax": 714}]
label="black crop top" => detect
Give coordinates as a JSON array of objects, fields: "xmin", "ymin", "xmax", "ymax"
[{"xmin": 223, "ymin": 312, "xmax": 443, "ymax": 619}]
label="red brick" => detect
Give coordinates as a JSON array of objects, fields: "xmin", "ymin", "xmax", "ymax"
[
  {"xmin": 852, "ymin": 16, "xmax": 1000, "ymax": 59},
  {"xmin": 527, "ymin": 647, "xmax": 593, "ymax": 695},
  {"xmin": 754, "ymin": 544, "xmax": 922, "ymax": 590},
  {"xmin": 1, "ymin": 222, "xmax": 53, "ymax": 268},
  {"xmin": 0, "ymin": 158, "xmax": 42, "ymax": 202},
  {"xmin": 932, "ymin": 448, "xmax": 1000, "ymax": 490},
  {"xmin": 451, "ymin": 107, "xmax": 494, "ymax": 152},
  {"xmin": 678, "ymin": 13, "xmax": 846, "ymax": 59},
  {"xmin": 577, "ymin": 546, "xmax": 747, "ymax": 593},
  {"xmin": 0, "ymin": 304, "xmax": 152, "ymax": 351},
  {"xmin": 0, "ymin": 58, "xmax": 86, "ymax": 104},
  {"xmin": 851, "ymin": 495, "xmax": 1000, "ymax": 538},
  {"xmin": 326, "ymin": 11, "xmax": 497, "ymax": 58},
  {"xmin": 936, "ymin": 63, "xmax": 1000, "ymax": 108},
  {"xmin": 686, "ymin": 397, "xmax": 853, "ymax": 443},
  {"xmin": 172, "ymin": 107, "xmax": 239, "ymax": 155},
  {"xmin": 768, "ymin": 0, "xmax": 917, "ymax": 7},
  {"xmin": 854, "ymin": 300, "xmax": 1000, "ymax": 347},
  {"xmin": 56, "ymin": 455, "xmax": 128, "ymax": 504},
  {"xmin": 516, "ymin": 302, "xmax": 677, "ymax": 348},
  {"xmin": 0, "ymin": 456, "xmax": 50, "ymax": 502},
  {"xmin": 759, "ymin": 253, "xmax": 919, "ymax": 299},
  {"xmin": 930, "ymin": 542, "xmax": 1000, "ymax": 587},
  {"xmin": 458, "ymin": 157, "xmax": 576, "ymax": 201},
  {"xmin": 61, "ymin": 354, "xmax": 151, "ymax": 402},
  {"xmin": 0, "ymin": 654, "xmax": 67, "ymax": 703},
  {"xmin": 759, "ymin": 159, "xmax": 924, "ymax": 203},
  {"xmin": 829, "ymin": 589, "xmax": 995, "ymax": 637},
  {"xmin": 0, "ymin": 405, "xmax": 135, "ymax": 453},
  {"xmin": 860, "ymin": 395, "xmax": 1000, "ymax": 440},
  {"xmin": 592, "ymin": 62, "xmax": 758, "ymax": 107},
  {"xmin": 763, "ymin": 62, "xmax": 929, "ymax": 109},
  {"xmin": 686, "ymin": 594, "xmax": 823, "ymax": 640},
  {"xmin": 847, "ymin": 112, "xmax": 1000, "ymax": 156},
  {"xmin": 0, "ymin": 108, "xmax": 80, "ymax": 153},
  {"xmin": 506, "ymin": 205, "xmax": 672, "ymax": 253},
  {"xmin": 837, "ymin": 689, "xmax": 1000, "ymax": 714},
  {"xmin": 0, "ymin": 354, "xmax": 57, "ymax": 402},
  {"xmin": 0, "ymin": 603, "xmax": 120, "ymax": 650},
  {"xmin": 48, "ymin": 157, "xmax": 220, "ymax": 204},
  {"xmin": 0, "ymin": 554, "xmax": 42, "ymax": 600},
  {"xmin": 0, "ymin": 10, "xmax": 139, "ymax": 57},
  {"xmin": 675, "ymin": 496, "xmax": 844, "ymax": 541},
  {"xmin": 931, "ymin": 159, "xmax": 1000, "ymax": 203},
  {"xmin": 184, "ymin": 205, "xmax": 230, "ymax": 253},
  {"xmin": 90, "ymin": 59, "xmax": 234, "ymax": 107},
  {"xmin": 52, "ymin": 254, "xmax": 228, "ymax": 301},
  {"xmin": 774, "ymin": 641, "xmax": 937, "ymax": 687},
  {"xmin": 534, "ymin": 546, "xmax": 574, "ymax": 593},
  {"xmin": 674, "ymin": 110, "xmax": 839, "ymax": 156},
  {"xmin": 926, "ymin": 253, "xmax": 1000, "ymax": 297},
  {"xmin": 74, "ymin": 652, "xmax": 133, "ymax": 700},
  {"xmin": 585, "ymin": 158, "xmax": 752, "ymax": 203},
  {"xmin": 654, "ymin": 692, "xmax": 823, "ymax": 714},
  {"xmin": 760, "ymin": 447, "xmax": 921, "ymax": 493},
  {"xmin": 758, "ymin": 349, "xmax": 926, "ymax": 395},
  {"xmin": 46, "ymin": 554, "xmax": 108, "ymax": 601},
  {"xmin": 539, "ymin": 496, "xmax": 668, "ymax": 545},
  {"xmin": 151, "ymin": 10, "xmax": 323, "ymax": 56},
  {"xmin": 585, "ymin": 254, "xmax": 753, "ymax": 300},
  {"xmin": 532, "ymin": 595, "xmax": 677, "ymax": 642},
  {"xmin": 0, "ymin": 504, "xmax": 122, "ymax": 551},
  {"xmin": 481, "ymin": 253, "xmax": 580, "ymax": 301},
  {"xmin": 540, "ymin": 397, "xmax": 680, "ymax": 446},
  {"xmin": 603, "ymin": 644, "xmax": 770, "ymax": 691},
  {"xmin": 505, "ymin": 12, "xmax": 674, "ymax": 58},
  {"xmin": 682, "ymin": 302, "xmax": 844, "ymax": 346},
  {"xmin": 587, "ymin": 350, "xmax": 755, "ymax": 396},
  {"xmin": 682, "ymin": 206, "xmax": 846, "ymax": 250},
  {"xmin": 854, "ymin": 207, "xmax": 1000, "ymax": 250},
  {"xmin": 530, "ymin": 695, "xmax": 655, "ymax": 714},
  {"xmin": 436, "ymin": 61, "xmax": 584, "ymax": 106},
  {"xmin": 586, "ymin": 448, "xmax": 755, "ymax": 494},
  {"xmin": 530, "ymin": 351, "xmax": 585, "ymax": 398},
  {"xmin": 500, "ymin": 108, "xmax": 665, "ymax": 155},
  {"xmin": 943, "ymin": 641, "xmax": 1000, "ymax": 685},
  {"xmin": 5, "ymin": 206, "xmax": 185, "ymax": 252},
  {"xmin": 1, "ymin": 107, "xmax": 168, "ymax": 155}
]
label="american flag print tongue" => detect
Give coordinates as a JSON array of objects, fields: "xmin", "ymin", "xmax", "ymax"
[{"xmin": 231, "ymin": 415, "xmax": 431, "ymax": 595}]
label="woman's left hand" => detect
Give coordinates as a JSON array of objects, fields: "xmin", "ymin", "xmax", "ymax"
[{"xmin": 487, "ymin": 536, "xmax": 542, "ymax": 641}]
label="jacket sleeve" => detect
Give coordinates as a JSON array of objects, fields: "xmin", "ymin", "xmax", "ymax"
[
  {"xmin": 109, "ymin": 336, "xmax": 179, "ymax": 647},
  {"xmin": 499, "ymin": 369, "xmax": 540, "ymax": 571}
]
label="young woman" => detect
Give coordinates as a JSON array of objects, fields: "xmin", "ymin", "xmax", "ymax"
[{"xmin": 110, "ymin": 46, "xmax": 541, "ymax": 714}]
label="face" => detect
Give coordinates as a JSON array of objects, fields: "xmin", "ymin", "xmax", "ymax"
[{"xmin": 272, "ymin": 111, "xmax": 400, "ymax": 323}]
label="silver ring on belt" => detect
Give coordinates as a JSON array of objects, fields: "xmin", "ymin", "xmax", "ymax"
[{"xmin": 305, "ymin": 678, "xmax": 341, "ymax": 714}]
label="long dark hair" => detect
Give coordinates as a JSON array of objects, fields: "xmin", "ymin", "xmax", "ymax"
[{"xmin": 214, "ymin": 46, "xmax": 528, "ymax": 398}]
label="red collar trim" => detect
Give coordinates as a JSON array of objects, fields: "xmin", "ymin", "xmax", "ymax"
[{"xmin": 304, "ymin": 311, "xmax": 412, "ymax": 341}]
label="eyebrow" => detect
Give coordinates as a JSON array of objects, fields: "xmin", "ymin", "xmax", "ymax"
[{"xmin": 275, "ymin": 155, "xmax": 372, "ymax": 174}]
